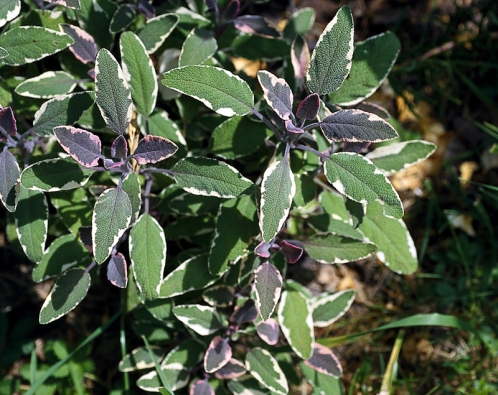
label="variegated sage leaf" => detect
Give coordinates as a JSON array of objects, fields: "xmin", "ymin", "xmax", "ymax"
[
  {"xmin": 245, "ymin": 348, "xmax": 288, "ymax": 395},
  {"xmin": 254, "ymin": 261, "xmax": 282, "ymax": 321},
  {"xmin": 129, "ymin": 213, "xmax": 166, "ymax": 300},
  {"xmin": 107, "ymin": 252, "xmax": 128, "ymax": 288},
  {"xmin": 312, "ymin": 289, "xmax": 356, "ymax": 327},
  {"xmin": 131, "ymin": 135, "xmax": 178, "ymax": 164},
  {"xmin": 283, "ymin": 7, "xmax": 315, "ymax": 40},
  {"xmin": 60, "ymin": 24, "xmax": 98, "ymax": 64},
  {"xmin": 0, "ymin": 106, "xmax": 17, "ymax": 136},
  {"xmin": 92, "ymin": 186, "xmax": 132, "ymax": 264},
  {"xmin": 179, "ymin": 28, "xmax": 217, "ymax": 66},
  {"xmin": 44, "ymin": 0, "xmax": 81, "ymax": 9},
  {"xmin": 51, "ymin": 189, "xmax": 92, "ymax": 236},
  {"xmin": 257, "ymin": 70, "xmax": 293, "ymax": 121},
  {"xmin": 204, "ymin": 336, "xmax": 232, "ymax": 373},
  {"xmin": 305, "ymin": 5, "xmax": 354, "ymax": 95},
  {"xmin": 0, "ymin": 0, "xmax": 20, "ymax": 28},
  {"xmin": 291, "ymin": 35, "xmax": 310, "ymax": 84},
  {"xmin": 162, "ymin": 65, "xmax": 254, "ymax": 117},
  {"xmin": 214, "ymin": 358, "xmax": 247, "ymax": 380},
  {"xmin": 137, "ymin": 366, "xmax": 188, "ymax": 392},
  {"xmin": 120, "ymin": 172, "xmax": 141, "ymax": 222},
  {"xmin": 304, "ymin": 343, "xmax": 342, "ymax": 378},
  {"xmin": 137, "ymin": 13, "xmax": 178, "ymax": 54},
  {"xmin": 191, "ymin": 379, "xmax": 215, "ymax": 395},
  {"xmin": 256, "ymin": 318, "xmax": 280, "ymax": 345},
  {"xmin": 234, "ymin": 15, "xmax": 279, "ymax": 38},
  {"xmin": 53, "ymin": 126, "xmax": 102, "ymax": 167},
  {"xmin": 118, "ymin": 346, "xmax": 164, "ymax": 372},
  {"xmin": 15, "ymin": 71, "xmax": 76, "ymax": 98},
  {"xmin": 0, "ymin": 149, "xmax": 20, "ymax": 212},
  {"xmin": 39, "ymin": 268, "xmax": 90, "ymax": 324},
  {"xmin": 300, "ymin": 362, "xmax": 342, "ymax": 395},
  {"xmin": 303, "ymin": 233, "xmax": 376, "ymax": 264},
  {"xmin": 172, "ymin": 304, "xmax": 222, "ymax": 336},
  {"xmin": 109, "ymin": 4, "xmax": 135, "ymax": 33}
]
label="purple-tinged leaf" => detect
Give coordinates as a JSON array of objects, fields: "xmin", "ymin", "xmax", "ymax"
[
  {"xmin": 214, "ymin": 358, "xmax": 246, "ymax": 379},
  {"xmin": 234, "ymin": 15, "xmax": 279, "ymax": 38},
  {"xmin": 297, "ymin": 93, "xmax": 320, "ymax": 120},
  {"xmin": 245, "ymin": 348, "xmax": 288, "ymax": 395},
  {"xmin": 78, "ymin": 226, "xmax": 93, "ymax": 253},
  {"xmin": 0, "ymin": 107, "xmax": 17, "ymax": 137},
  {"xmin": 111, "ymin": 135, "xmax": 128, "ymax": 158},
  {"xmin": 204, "ymin": 336, "xmax": 232, "ymax": 373},
  {"xmin": 284, "ymin": 120, "xmax": 303, "ymax": 134},
  {"xmin": 132, "ymin": 135, "xmax": 178, "ymax": 165},
  {"xmin": 304, "ymin": 343, "xmax": 343, "ymax": 378},
  {"xmin": 230, "ymin": 299, "xmax": 258, "ymax": 324},
  {"xmin": 0, "ymin": 149, "xmax": 20, "ymax": 212},
  {"xmin": 190, "ymin": 379, "xmax": 215, "ymax": 395},
  {"xmin": 257, "ymin": 70, "xmax": 293, "ymax": 121},
  {"xmin": 343, "ymin": 141, "xmax": 371, "ymax": 154},
  {"xmin": 223, "ymin": 0, "xmax": 239, "ymax": 19},
  {"xmin": 87, "ymin": 69, "xmax": 95, "ymax": 79},
  {"xmin": 53, "ymin": 126, "xmax": 102, "ymax": 168},
  {"xmin": 356, "ymin": 102, "xmax": 390, "ymax": 119},
  {"xmin": 107, "ymin": 252, "xmax": 128, "ymax": 288},
  {"xmin": 320, "ymin": 109, "xmax": 398, "ymax": 142},
  {"xmin": 204, "ymin": 0, "xmax": 217, "ymax": 11},
  {"xmin": 254, "ymin": 241, "xmax": 271, "ymax": 258},
  {"xmin": 138, "ymin": 0, "xmax": 155, "ymax": 19},
  {"xmin": 291, "ymin": 35, "xmax": 309, "ymax": 84},
  {"xmin": 44, "ymin": 0, "xmax": 81, "ymax": 9},
  {"xmin": 254, "ymin": 261, "xmax": 282, "ymax": 320},
  {"xmin": 280, "ymin": 240, "xmax": 303, "ymax": 264},
  {"xmin": 60, "ymin": 24, "xmax": 98, "ymax": 64},
  {"xmin": 256, "ymin": 318, "xmax": 279, "ymax": 345}
]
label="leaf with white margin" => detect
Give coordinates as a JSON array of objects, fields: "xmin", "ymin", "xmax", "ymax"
[
  {"xmin": 259, "ymin": 157, "xmax": 296, "ymax": 242},
  {"xmin": 204, "ymin": 336, "xmax": 232, "ymax": 373},
  {"xmin": 95, "ymin": 48, "xmax": 132, "ymax": 135},
  {"xmin": 300, "ymin": 362, "xmax": 342, "ymax": 395},
  {"xmin": 256, "ymin": 318, "xmax": 280, "ymax": 345},
  {"xmin": 254, "ymin": 261, "xmax": 282, "ymax": 321},
  {"xmin": 109, "ymin": 3, "xmax": 135, "ymax": 33},
  {"xmin": 137, "ymin": 366, "xmax": 189, "ymax": 392},
  {"xmin": 120, "ymin": 172, "xmax": 141, "ymax": 222},
  {"xmin": 303, "ymin": 233, "xmax": 375, "ymax": 264},
  {"xmin": 0, "ymin": 0, "xmax": 20, "ymax": 29},
  {"xmin": 245, "ymin": 348, "xmax": 288, "ymax": 395},
  {"xmin": 131, "ymin": 135, "xmax": 178, "ymax": 164},
  {"xmin": 257, "ymin": 70, "xmax": 293, "ymax": 121},
  {"xmin": 44, "ymin": 0, "xmax": 81, "ymax": 9},
  {"xmin": 129, "ymin": 213, "xmax": 166, "ymax": 300},
  {"xmin": 227, "ymin": 376, "xmax": 271, "ymax": 395},
  {"xmin": 305, "ymin": 5, "xmax": 354, "ymax": 95},
  {"xmin": 191, "ymin": 379, "xmax": 215, "ymax": 395},
  {"xmin": 107, "ymin": 252, "xmax": 127, "ymax": 288},
  {"xmin": 365, "ymin": 140, "xmax": 437, "ymax": 175},
  {"xmin": 60, "ymin": 24, "xmax": 98, "ymax": 64},
  {"xmin": 51, "ymin": 188, "xmax": 92, "ymax": 236},
  {"xmin": 203, "ymin": 285, "xmax": 234, "ymax": 308},
  {"xmin": 179, "ymin": 27, "xmax": 217, "ymax": 67},
  {"xmin": 278, "ymin": 289, "xmax": 314, "ymax": 359},
  {"xmin": 137, "ymin": 13, "xmax": 178, "ymax": 54},
  {"xmin": 53, "ymin": 126, "xmax": 102, "ymax": 167},
  {"xmin": 118, "ymin": 346, "xmax": 164, "ymax": 372},
  {"xmin": 120, "ymin": 31, "xmax": 157, "ymax": 116},
  {"xmin": 159, "ymin": 254, "xmax": 219, "ymax": 298},
  {"xmin": 329, "ymin": 31, "xmax": 401, "ymax": 106},
  {"xmin": 324, "ymin": 152, "xmax": 403, "ymax": 219},
  {"xmin": 214, "ymin": 358, "xmax": 247, "ymax": 380},
  {"xmin": 14, "ymin": 186, "xmax": 47, "ymax": 263},
  {"xmin": 291, "ymin": 35, "xmax": 310, "ymax": 84},
  {"xmin": 320, "ymin": 109, "xmax": 398, "ymax": 142},
  {"xmin": 161, "ymin": 338, "xmax": 204, "ymax": 370},
  {"xmin": 39, "ymin": 268, "xmax": 90, "ymax": 324},
  {"xmin": 92, "ymin": 186, "xmax": 132, "ymax": 264},
  {"xmin": 15, "ymin": 71, "xmax": 76, "ymax": 98},
  {"xmin": 0, "ymin": 26, "xmax": 73, "ymax": 66},
  {"xmin": 173, "ymin": 156, "xmax": 254, "ymax": 198},
  {"xmin": 234, "ymin": 15, "xmax": 280, "ymax": 38},
  {"xmin": 312, "ymin": 289, "xmax": 356, "ymax": 327},
  {"xmin": 172, "ymin": 304, "xmax": 222, "ymax": 336},
  {"xmin": 303, "ymin": 343, "xmax": 342, "ymax": 378},
  {"xmin": 21, "ymin": 157, "xmax": 93, "ymax": 192},
  {"xmin": 358, "ymin": 200, "xmax": 417, "ymax": 274},
  {"xmin": 283, "ymin": 7, "xmax": 315, "ymax": 40},
  {"xmin": 0, "ymin": 149, "xmax": 20, "ymax": 212},
  {"xmin": 162, "ymin": 65, "xmax": 254, "ymax": 117}
]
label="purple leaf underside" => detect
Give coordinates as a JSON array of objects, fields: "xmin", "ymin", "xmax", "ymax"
[
  {"xmin": 0, "ymin": 107, "xmax": 17, "ymax": 137},
  {"xmin": 53, "ymin": 126, "xmax": 102, "ymax": 167},
  {"xmin": 230, "ymin": 299, "xmax": 258, "ymax": 324},
  {"xmin": 60, "ymin": 24, "xmax": 98, "ymax": 64},
  {"xmin": 297, "ymin": 93, "xmax": 320, "ymax": 120},
  {"xmin": 280, "ymin": 240, "xmax": 303, "ymax": 264},
  {"xmin": 107, "ymin": 252, "xmax": 128, "ymax": 288},
  {"xmin": 204, "ymin": 336, "xmax": 232, "ymax": 373},
  {"xmin": 132, "ymin": 135, "xmax": 178, "ymax": 164},
  {"xmin": 111, "ymin": 135, "xmax": 128, "ymax": 158}
]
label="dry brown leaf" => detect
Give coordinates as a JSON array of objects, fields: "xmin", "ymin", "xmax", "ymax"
[{"xmin": 459, "ymin": 161, "xmax": 479, "ymax": 188}]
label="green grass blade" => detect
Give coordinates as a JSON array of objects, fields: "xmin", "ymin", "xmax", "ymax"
[{"xmin": 142, "ymin": 336, "xmax": 174, "ymax": 395}]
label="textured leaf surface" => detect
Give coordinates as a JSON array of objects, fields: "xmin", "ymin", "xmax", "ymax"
[
  {"xmin": 129, "ymin": 213, "xmax": 166, "ymax": 300},
  {"xmin": 278, "ymin": 289, "xmax": 314, "ymax": 359},
  {"xmin": 324, "ymin": 152, "xmax": 403, "ymax": 218},
  {"xmin": 137, "ymin": 13, "xmax": 178, "ymax": 53},
  {"xmin": 39, "ymin": 268, "xmax": 90, "ymax": 324},
  {"xmin": 95, "ymin": 48, "xmax": 132, "ymax": 135},
  {"xmin": 120, "ymin": 172, "xmax": 141, "ymax": 222},
  {"xmin": 260, "ymin": 158, "xmax": 296, "ymax": 242},
  {"xmin": 179, "ymin": 28, "xmax": 217, "ymax": 66},
  {"xmin": 162, "ymin": 65, "xmax": 254, "ymax": 117},
  {"xmin": 132, "ymin": 135, "xmax": 178, "ymax": 164},
  {"xmin": 60, "ymin": 24, "xmax": 97, "ymax": 64},
  {"xmin": 0, "ymin": 0, "xmax": 20, "ymax": 28},
  {"xmin": 172, "ymin": 304, "xmax": 221, "ymax": 336},
  {"xmin": 204, "ymin": 336, "xmax": 232, "ymax": 373},
  {"xmin": 160, "ymin": 254, "xmax": 219, "ymax": 298},
  {"xmin": 257, "ymin": 70, "xmax": 293, "ymax": 121},
  {"xmin": 173, "ymin": 157, "xmax": 254, "ymax": 198},
  {"xmin": 358, "ymin": 201, "xmax": 418, "ymax": 274},
  {"xmin": 92, "ymin": 187, "xmax": 132, "ymax": 264},
  {"xmin": 254, "ymin": 262, "xmax": 282, "ymax": 321},
  {"xmin": 15, "ymin": 71, "xmax": 76, "ymax": 98},
  {"xmin": 120, "ymin": 31, "xmax": 157, "ymax": 116},
  {"xmin": 312, "ymin": 289, "xmax": 356, "ymax": 327},
  {"xmin": 330, "ymin": 31, "xmax": 401, "ymax": 106},
  {"xmin": 53, "ymin": 126, "xmax": 102, "ymax": 167},
  {"xmin": 0, "ymin": 149, "xmax": 20, "ymax": 212},
  {"xmin": 0, "ymin": 26, "xmax": 73, "ymax": 66},
  {"xmin": 118, "ymin": 346, "xmax": 164, "ymax": 372},
  {"xmin": 304, "ymin": 343, "xmax": 342, "ymax": 378},
  {"xmin": 305, "ymin": 5, "xmax": 353, "ymax": 95},
  {"xmin": 14, "ymin": 187, "xmax": 47, "ymax": 263},
  {"xmin": 245, "ymin": 348, "xmax": 288, "ymax": 395},
  {"xmin": 256, "ymin": 318, "xmax": 280, "ymax": 346},
  {"xmin": 320, "ymin": 109, "xmax": 398, "ymax": 142},
  {"xmin": 303, "ymin": 233, "xmax": 375, "ymax": 264},
  {"xmin": 107, "ymin": 252, "xmax": 127, "ymax": 288},
  {"xmin": 21, "ymin": 157, "xmax": 93, "ymax": 192}
]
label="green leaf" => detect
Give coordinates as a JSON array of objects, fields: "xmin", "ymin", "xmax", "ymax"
[
  {"xmin": 120, "ymin": 172, "xmax": 141, "ymax": 222},
  {"xmin": 358, "ymin": 201, "xmax": 417, "ymax": 274},
  {"xmin": 324, "ymin": 152, "xmax": 403, "ymax": 219},
  {"xmin": 137, "ymin": 13, "xmax": 179, "ymax": 54},
  {"xmin": 14, "ymin": 186, "xmax": 47, "ymax": 263},
  {"xmin": 172, "ymin": 304, "xmax": 221, "ymax": 336},
  {"xmin": 21, "ymin": 157, "xmax": 93, "ymax": 192},
  {"xmin": 307, "ymin": 215, "xmax": 362, "ymax": 239},
  {"xmin": 0, "ymin": 26, "xmax": 73, "ymax": 66},
  {"xmin": 0, "ymin": 149, "xmax": 20, "ymax": 212},
  {"xmin": 129, "ymin": 213, "xmax": 166, "ymax": 300},
  {"xmin": 32, "ymin": 234, "xmax": 90, "ymax": 283},
  {"xmin": 260, "ymin": 158, "xmax": 296, "ymax": 242},
  {"xmin": 278, "ymin": 289, "xmax": 314, "ymax": 359},
  {"xmin": 162, "ymin": 65, "xmax": 254, "ymax": 117},
  {"xmin": 329, "ymin": 31, "xmax": 401, "ymax": 106},
  {"xmin": 232, "ymin": 35, "xmax": 290, "ymax": 61},
  {"xmin": 365, "ymin": 140, "xmax": 437, "ymax": 175},
  {"xmin": 39, "ymin": 268, "xmax": 91, "ymax": 324},
  {"xmin": 109, "ymin": 4, "xmax": 135, "ymax": 33},
  {"xmin": 159, "ymin": 254, "xmax": 219, "ymax": 298},
  {"xmin": 0, "ymin": 0, "xmax": 20, "ymax": 28},
  {"xmin": 227, "ymin": 377, "xmax": 271, "ymax": 395},
  {"xmin": 210, "ymin": 116, "xmax": 271, "ymax": 160},
  {"xmin": 283, "ymin": 7, "xmax": 315, "ymax": 40},
  {"xmin": 51, "ymin": 188, "xmax": 92, "ymax": 236},
  {"xmin": 76, "ymin": 0, "xmax": 114, "ymax": 49},
  {"xmin": 208, "ymin": 195, "xmax": 259, "ymax": 275},
  {"xmin": 118, "ymin": 346, "xmax": 164, "ymax": 372},
  {"xmin": 300, "ymin": 362, "xmax": 342, "ymax": 395},
  {"xmin": 137, "ymin": 366, "xmax": 187, "ymax": 392},
  {"xmin": 15, "ymin": 71, "xmax": 76, "ymax": 99},
  {"xmin": 179, "ymin": 28, "xmax": 217, "ymax": 67},
  {"xmin": 303, "ymin": 233, "xmax": 375, "ymax": 264},
  {"xmin": 173, "ymin": 156, "xmax": 254, "ymax": 198},
  {"xmin": 92, "ymin": 186, "xmax": 132, "ymax": 264},
  {"xmin": 147, "ymin": 110, "xmax": 187, "ymax": 157},
  {"xmin": 254, "ymin": 262, "xmax": 282, "ymax": 321},
  {"xmin": 120, "ymin": 32, "xmax": 157, "ymax": 117},
  {"xmin": 245, "ymin": 348, "xmax": 288, "ymax": 395},
  {"xmin": 169, "ymin": 193, "xmax": 220, "ymax": 216},
  {"xmin": 95, "ymin": 48, "xmax": 132, "ymax": 135},
  {"xmin": 312, "ymin": 290, "xmax": 356, "ymax": 327},
  {"xmin": 161, "ymin": 338, "xmax": 204, "ymax": 370},
  {"xmin": 305, "ymin": 5, "xmax": 354, "ymax": 95}
]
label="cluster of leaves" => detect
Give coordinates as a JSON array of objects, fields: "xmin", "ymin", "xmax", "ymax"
[{"xmin": 0, "ymin": 0, "xmax": 437, "ymax": 393}]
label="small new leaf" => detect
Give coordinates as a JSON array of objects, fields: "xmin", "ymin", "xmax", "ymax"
[{"xmin": 132, "ymin": 135, "xmax": 178, "ymax": 165}]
